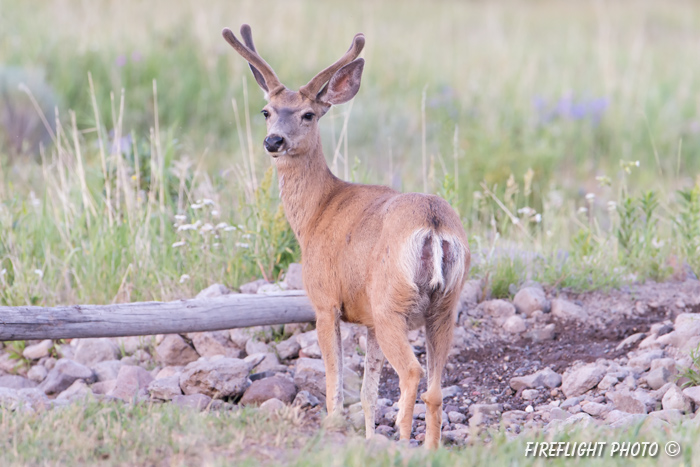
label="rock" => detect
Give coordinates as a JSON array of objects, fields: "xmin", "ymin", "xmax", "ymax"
[
  {"xmin": 522, "ymin": 389, "xmax": 539, "ymax": 401},
  {"xmin": 628, "ymin": 349, "xmax": 665, "ymax": 372},
  {"xmin": 441, "ymin": 385, "xmax": 462, "ymax": 399},
  {"xmin": 561, "ymin": 364, "xmax": 605, "ymax": 398},
  {"xmin": 257, "ymin": 283, "xmax": 289, "ymax": 293},
  {"xmin": 292, "ymin": 390, "xmax": 320, "ymax": 409},
  {"xmin": 551, "ymin": 299, "xmax": 586, "ymax": 321},
  {"xmin": 179, "ymin": 357, "xmax": 253, "ymax": 399},
  {"xmin": 56, "ymin": 379, "xmax": 91, "ymax": 401},
  {"xmin": 597, "ymin": 374, "xmax": 620, "ymax": 391},
  {"xmin": 229, "ymin": 329, "xmax": 252, "ymax": 350},
  {"xmin": 0, "ymin": 387, "xmax": 21, "ymax": 410},
  {"xmin": 510, "ymin": 368, "xmax": 562, "ymax": 392},
  {"xmin": 503, "ymin": 315, "xmax": 526, "ymax": 333},
  {"xmin": 248, "ymin": 352, "xmax": 283, "ymax": 373},
  {"xmin": 195, "ymin": 283, "xmax": 231, "ymax": 299},
  {"xmin": 477, "ymin": 300, "xmax": 515, "ymax": 323},
  {"xmin": 172, "ymin": 393, "xmax": 212, "ymax": 411},
  {"xmin": 413, "ymin": 403, "xmax": 427, "ymax": 418},
  {"xmin": 375, "ymin": 425, "xmax": 395, "ymax": 437},
  {"xmin": 155, "ymin": 335, "xmax": 199, "ymax": 366},
  {"xmin": 608, "ymin": 413, "xmax": 648, "ymax": 429},
  {"xmin": 27, "ymin": 365, "xmax": 48, "ymax": 383},
  {"xmin": 92, "ymin": 380, "xmax": 117, "ymax": 395},
  {"xmin": 284, "ymin": 263, "xmax": 304, "ymax": 290},
  {"xmin": 644, "ymin": 367, "xmax": 671, "ymax": 390},
  {"xmin": 296, "ymin": 330, "xmax": 322, "ymax": 359},
  {"xmin": 148, "ymin": 375, "xmax": 183, "ymax": 400},
  {"xmin": 675, "ymin": 313, "xmax": 700, "ymax": 341},
  {"xmin": 468, "ymin": 403, "xmax": 502, "ymax": 428},
  {"xmin": 259, "ymin": 397, "xmax": 286, "ymax": 413},
  {"xmin": 73, "ymin": 338, "xmax": 120, "ymax": 367},
  {"xmin": 107, "ymin": 365, "xmax": 154, "ymax": 401},
  {"xmin": 0, "ymin": 375, "xmax": 37, "ymax": 389},
  {"xmin": 448, "ymin": 411, "xmax": 466, "ymax": 424},
  {"xmin": 190, "ymin": 331, "xmax": 242, "ymax": 358},
  {"xmin": 581, "ymin": 401, "xmax": 609, "ymax": 417},
  {"xmin": 459, "ymin": 279, "xmax": 483, "ymax": 309},
  {"xmin": 245, "ymin": 339, "xmax": 271, "ymax": 356},
  {"xmin": 682, "ymin": 386, "xmax": 700, "ymax": 406},
  {"xmin": 513, "ymin": 287, "xmax": 550, "ymax": 316},
  {"xmin": 662, "ymin": 384, "xmax": 692, "ymax": 413},
  {"xmin": 240, "ymin": 376, "xmax": 297, "ymax": 405},
  {"xmin": 274, "ymin": 336, "xmax": 301, "ymax": 360},
  {"xmin": 525, "ymin": 324, "xmax": 556, "ymax": 342},
  {"xmin": 608, "ymin": 390, "xmax": 647, "ymax": 414},
  {"xmin": 0, "ymin": 353, "xmax": 17, "ymax": 373},
  {"xmin": 22, "ymin": 339, "xmax": 54, "ymax": 360},
  {"xmin": 40, "ymin": 359, "xmax": 95, "ymax": 395},
  {"xmin": 156, "ymin": 366, "xmax": 183, "ymax": 379},
  {"xmin": 91, "ymin": 360, "xmax": 124, "ymax": 382},
  {"xmin": 615, "ymin": 333, "xmax": 646, "ymax": 351},
  {"xmin": 239, "ymin": 278, "xmax": 269, "ymax": 294},
  {"xmin": 293, "ymin": 357, "xmax": 360, "ymax": 404},
  {"xmin": 648, "ymin": 409, "xmax": 684, "ymax": 424},
  {"xmin": 112, "ymin": 336, "xmax": 152, "ymax": 355}
]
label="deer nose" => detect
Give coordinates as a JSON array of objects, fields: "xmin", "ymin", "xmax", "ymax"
[{"xmin": 264, "ymin": 135, "xmax": 285, "ymax": 153}]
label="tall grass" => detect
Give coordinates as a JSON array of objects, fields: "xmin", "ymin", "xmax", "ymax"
[{"xmin": 0, "ymin": 0, "xmax": 699, "ymax": 306}]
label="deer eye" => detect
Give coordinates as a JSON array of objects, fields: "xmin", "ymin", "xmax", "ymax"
[
  {"xmin": 261, "ymin": 109, "xmax": 270, "ymax": 119},
  {"xmin": 302, "ymin": 112, "xmax": 315, "ymax": 121}
]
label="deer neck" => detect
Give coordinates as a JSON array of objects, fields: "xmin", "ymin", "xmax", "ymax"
[{"xmin": 275, "ymin": 135, "xmax": 340, "ymax": 242}]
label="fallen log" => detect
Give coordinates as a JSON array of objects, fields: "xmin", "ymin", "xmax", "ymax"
[{"xmin": 0, "ymin": 291, "xmax": 316, "ymax": 341}]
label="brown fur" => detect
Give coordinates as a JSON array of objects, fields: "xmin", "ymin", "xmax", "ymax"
[{"xmin": 223, "ymin": 25, "xmax": 470, "ymax": 449}]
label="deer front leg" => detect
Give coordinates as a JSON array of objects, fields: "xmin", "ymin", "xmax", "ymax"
[
  {"xmin": 316, "ymin": 308, "xmax": 344, "ymax": 417},
  {"xmin": 361, "ymin": 327, "xmax": 385, "ymax": 438}
]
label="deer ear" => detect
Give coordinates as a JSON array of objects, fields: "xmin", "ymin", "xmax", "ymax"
[{"xmin": 316, "ymin": 58, "xmax": 364, "ymax": 105}]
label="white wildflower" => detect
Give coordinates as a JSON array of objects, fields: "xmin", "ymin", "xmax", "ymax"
[
  {"xmin": 211, "ymin": 210, "xmax": 220, "ymax": 217},
  {"xmin": 191, "ymin": 202, "xmax": 204, "ymax": 210},
  {"xmin": 517, "ymin": 207, "xmax": 534, "ymax": 216},
  {"xmin": 607, "ymin": 201, "xmax": 617, "ymax": 211},
  {"xmin": 236, "ymin": 242, "xmax": 250, "ymax": 249},
  {"xmin": 635, "ymin": 160, "xmax": 640, "ymax": 167},
  {"xmin": 179, "ymin": 274, "xmax": 190, "ymax": 283},
  {"xmin": 577, "ymin": 206, "xmax": 588, "ymax": 214},
  {"xmin": 174, "ymin": 214, "xmax": 187, "ymax": 222},
  {"xmin": 172, "ymin": 241, "xmax": 186, "ymax": 248},
  {"xmin": 215, "ymin": 222, "xmax": 229, "ymax": 230},
  {"xmin": 178, "ymin": 224, "xmax": 196, "ymax": 231},
  {"xmin": 512, "ymin": 217, "xmax": 520, "ymax": 225},
  {"xmin": 237, "ymin": 224, "xmax": 245, "ymax": 230},
  {"xmin": 652, "ymin": 238, "xmax": 664, "ymax": 249},
  {"xmin": 202, "ymin": 198, "xmax": 215, "ymax": 206},
  {"xmin": 242, "ymin": 234, "xmax": 252, "ymax": 239},
  {"xmin": 34, "ymin": 269, "xmax": 43, "ymax": 278},
  {"xmin": 200, "ymin": 223, "xmax": 214, "ymax": 233},
  {"xmin": 534, "ymin": 213, "xmax": 542, "ymax": 223},
  {"xmin": 224, "ymin": 226, "xmax": 236, "ymax": 232},
  {"xmin": 29, "ymin": 191, "xmax": 41, "ymax": 208},
  {"xmin": 0, "ymin": 269, "xmax": 5, "ymax": 276},
  {"xmin": 585, "ymin": 193, "xmax": 595, "ymax": 202}
]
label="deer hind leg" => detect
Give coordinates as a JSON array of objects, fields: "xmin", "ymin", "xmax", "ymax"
[
  {"xmin": 422, "ymin": 300, "xmax": 456, "ymax": 449},
  {"xmin": 373, "ymin": 310, "xmax": 423, "ymax": 441},
  {"xmin": 316, "ymin": 307, "xmax": 344, "ymax": 417},
  {"xmin": 361, "ymin": 327, "xmax": 385, "ymax": 438}
]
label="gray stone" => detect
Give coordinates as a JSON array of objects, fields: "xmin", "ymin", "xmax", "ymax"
[
  {"xmin": 107, "ymin": 365, "xmax": 154, "ymax": 401},
  {"xmin": 597, "ymin": 374, "xmax": 620, "ymax": 391},
  {"xmin": 40, "ymin": 359, "xmax": 95, "ymax": 395},
  {"xmin": 56, "ymin": 379, "xmax": 91, "ymax": 401},
  {"xmin": 296, "ymin": 330, "xmax": 322, "ymax": 359},
  {"xmin": 245, "ymin": 339, "xmax": 271, "ymax": 356},
  {"xmin": 448, "ymin": 411, "xmax": 466, "ymax": 424},
  {"xmin": 503, "ymin": 315, "xmax": 526, "ymax": 333},
  {"xmin": 662, "ymin": 384, "xmax": 692, "ymax": 413},
  {"xmin": 92, "ymin": 380, "xmax": 117, "ymax": 395},
  {"xmin": 615, "ymin": 333, "xmax": 646, "ymax": 351},
  {"xmin": 581, "ymin": 401, "xmax": 609, "ymax": 417},
  {"xmin": 648, "ymin": 409, "xmax": 684, "ymax": 424},
  {"xmin": 274, "ymin": 336, "xmax": 301, "ymax": 360},
  {"xmin": 191, "ymin": 331, "xmax": 242, "ymax": 358},
  {"xmin": 293, "ymin": 357, "xmax": 360, "ymax": 404},
  {"xmin": 27, "ymin": 365, "xmax": 48, "ymax": 383},
  {"xmin": 248, "ymin": 352, "xmax": 282, "ymax": 373},
  {"xmin": 561, "ymin": 364, "xmax": 605, "ymax": 397},
  {"xmin": 608, "ymin": 390, "xmax": 647, "ymax": 414},
  {"xmin": 155, "ymin": 335, "xmax": 199, "ymax": 366},
  {"xmin": 522, "ymin": 389, "xmax": 539, "ymax": 401},
  {"xmin": 628, "ymin": 349, "xmax": 665, "ymax": 372},
  {"xmin": 91, "ymin": 360, "xmax": 124, "ymax": 382},
  {"xmin": 22, "ymin": 339, "xmax": 53, "ymax": 360},
  {"xmin": 195, "ymin": 283, "xmax": 231, "ymax": 299},
  {"xmin": 73, "ymin": 338, "xmax": 120, "ymax": 367},
  {"xmin": 477, "ymin": 300, "xmax": 515, "ymax": 323},
  {"xmin": 459, "ymin": 280, "xmax": 483, "ymax": 308},
  {"xmin": 172, "ymin": 393, "xmax": 212, "ymax": 411},
  {"xmin": 525, "ymin": 324, "xmax": 556, "ymax": 342},
  {"xmin": 240, "ymin": 376, "xmax": 297, "ymax": 405},
  {"xmin": 155, "ymin": 366, "xmax": 183, "ymax": 379},
  {"xmin": 284, "ymin": 263, "xmax": 304, "ymax": 290},
  {"xmin": 112, "ymin": 336, "xmax": 153, "ymax": 355},
  {"xmin": 239, "ymin": 279, "xmax": 269, "ymax": 294},
  {"xmin": 148, "ymin": 375, "xmax": 183, "ymax": 400},
  {"xmin": 682, "ymin": 386, "xmax": 700, "ymax": 406},
  {"xmin": 259, "ymin": 397, "xmax": 286, "ymax": 412},
  {"xmin": 0, "ymin": 375, "xmax": 37, "ymax": 389},
  {"xmin": 229, "ymin": 329, "xmax": 252, "ymax": 350},
  {"xmin": 179, "ymin": 357, "xmax": 253, "ymax": 399},
  {"xmin": 441, "ymin": 385, "xmax": 462, "ymax": 399},
  {"xmin": 551, "ymin": 299, "xmax": 586, "ymax": 321},
  {"xmin": 292, "ymin": 390, "xmax": 320, "ymax": 408},
  {"xmin": 0, "ymin": 353, "xmax": 17, "ymax": 373},
  {"xmin": 510, "ymin": 368, "xmax": 562, "ymax": 392},
  {"xmin": 645, "ymin": 367, "xmax": 671, "ymax": 390},
  {"xmin": 513, "ymin": 287, "xmax": 550, "ymax": 316}
]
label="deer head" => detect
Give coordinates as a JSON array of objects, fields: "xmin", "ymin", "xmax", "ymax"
[{"xmin": 222, "ymin": 25, "xmax": 365, "ymax": 158}]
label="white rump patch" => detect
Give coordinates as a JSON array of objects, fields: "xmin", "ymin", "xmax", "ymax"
[{"xmin": 399, "ymin": 228, "xmax": 466, "ymax": 294}]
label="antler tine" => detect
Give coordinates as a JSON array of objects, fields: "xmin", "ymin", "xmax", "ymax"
[
  {"xmin": 222, "ymin": 26, "xmax": 283, "ymax": 93},
  {"xmin": 299, "ymin": 33, "xmax": 365, "ymax": 100}
]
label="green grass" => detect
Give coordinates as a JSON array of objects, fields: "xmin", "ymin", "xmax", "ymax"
[{"xmin": 0, "ymin": 400, "xmax": 697, "ymax": 466}]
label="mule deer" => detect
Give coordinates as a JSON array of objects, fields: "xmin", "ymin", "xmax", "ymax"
[{"xmin": 222, "ymin": 25, "xmax": 470, "ymax": 448}]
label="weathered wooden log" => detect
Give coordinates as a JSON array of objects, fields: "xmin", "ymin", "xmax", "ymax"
[{"xmin": 0, "ymin": 291, "xmax": 316, "ymax": 341}]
